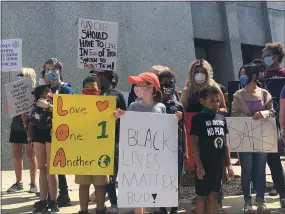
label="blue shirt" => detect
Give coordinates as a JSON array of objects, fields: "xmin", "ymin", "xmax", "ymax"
[{"xmin": 51, "ymin": 84, "xmax": 74, "ymax": 94}]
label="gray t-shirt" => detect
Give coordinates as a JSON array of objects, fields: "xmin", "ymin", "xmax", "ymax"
[{"xmin": 128, "ymin": 101, "xmax": 166, "ymax": 113}]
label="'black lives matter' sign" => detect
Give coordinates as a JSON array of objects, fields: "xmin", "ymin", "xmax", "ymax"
[{"xmin": 77, "ymin": 18, "xmax": 118, "ymax": 71}]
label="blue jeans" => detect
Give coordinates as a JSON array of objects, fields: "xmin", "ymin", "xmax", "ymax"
[{"xmin": 240, "ymin": 152, "xmax": 268, "ymax": 201}]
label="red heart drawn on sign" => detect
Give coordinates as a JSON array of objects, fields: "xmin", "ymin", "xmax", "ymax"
[{"xmin": 96, "ymin": 100, "xmax": 109, "ymax": 112}]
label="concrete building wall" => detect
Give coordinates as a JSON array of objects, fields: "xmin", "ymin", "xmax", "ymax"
[{"xmin": 1, "ymin": 1, "xmax": 285, "ymax": 170}]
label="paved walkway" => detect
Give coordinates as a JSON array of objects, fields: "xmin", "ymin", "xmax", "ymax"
[{"xmin": 1, "ymin": 159, "xmax": 284, "ymax": 213}]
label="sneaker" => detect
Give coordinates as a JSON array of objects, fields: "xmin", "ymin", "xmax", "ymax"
[
  {"xmin": 269, "ymin": 189, "xmax": 278, "ymax": 196},
  {"xmin": 281, "ymin": 198, "xmax": 285, "ymax": 211},
  {"xmin": 256, "ymin": 199, "xmax": 270, "ymax": 213},
  {"xmin": 50, "ymin": 200, "xmax": 60, "ymax": 213},
  {"xmin": 96, "ymin": 207, "xmax": 107, "ymax": 214},
  {"xmin": 79, "ymin": 211, "xmax": 89, "ymax": 214},
  {"xmin": 107, "ymin": 206, "xmax": 118, "ymax": 214},
  {"xmin": 32, "ymin": 200, "xmax": 48, "ymax": 213},
  {"xmin": 170, "ymin": 207, "xmax": 178, "ymax": 214},
  {"xmin": 244, "ymin": 201, "xmax": 254, "ymax": 213},
  {"xmin": 28, "ymin": 183, "xmax": 38, "ymax": 193},
  {"xmin": 155, "ymin": 208, "xmax": 167, "ymax": 214},
  {"xmin": 7, "ymin": 182, "xmax": 24, "ymax": 193},
  {"xmin": 57, "ymin": 194, "xmax": 71, "ymax": 207}
]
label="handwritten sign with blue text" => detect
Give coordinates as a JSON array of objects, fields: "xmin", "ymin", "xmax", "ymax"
[
  {"xmin": 118, "ymin": 112, "xmax": 178, "ymax": 207},
  {"xmin": 1, "ymin": 39, "xmax": 22, "ymax": 72}
]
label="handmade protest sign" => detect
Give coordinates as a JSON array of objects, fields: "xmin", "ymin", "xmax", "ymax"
[
  {"xmin": 5, "ymin": 78, "xmax": 34, "ymax": 118},
  {"xmin": 1, "ymin": 39, "xmax": 22, "ymax": 72},
  {"xmin": 77, "ymin": 18, "xmax": 118, "ymax": 71},
  {"xmin": 226, "ymin": 117, "xmax": 277, "ymax": 153},
  {"xmin": 184, "ymin": 112, "xmax": 196, "ymax": 168},
  {"xmin": 49, "ymin": 94, "xmax": 116, "ymax": 175},
  {"xmin": 118, "ymin": 112, "xmax": 178, "ymax": 207}
]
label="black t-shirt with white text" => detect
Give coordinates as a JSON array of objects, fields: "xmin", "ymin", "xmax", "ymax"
[{"xmin": 190, "ymin": 112, "xmax": 228, "ymax": 172}]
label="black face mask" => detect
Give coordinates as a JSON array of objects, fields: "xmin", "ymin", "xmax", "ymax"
[{"xmin": 161, "ymin": 83, "xmax": 175, "ymax": 95}]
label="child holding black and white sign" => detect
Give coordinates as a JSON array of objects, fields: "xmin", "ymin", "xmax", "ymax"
[{"xmin": 190, "ymin": 85, "xmax": 234, "ymax": 214}]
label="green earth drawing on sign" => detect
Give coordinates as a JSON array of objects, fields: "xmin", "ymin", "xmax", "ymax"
[{"xmin": 98, "ymin": 155, "xmax": 111, "ymax": 168}]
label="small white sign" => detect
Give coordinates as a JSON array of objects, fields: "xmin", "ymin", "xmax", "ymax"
[
  {"xmin": 77, "ymin": 18, "xmax": 118, "ymax": 71},
  {"xmin": 118, "ymin": 112, "xmax": 178, "ymax": 207},
  {"xmin": 5, "ymin": 77, "xmax": 34, "ymax": 118},
  {"xmin": 226, "ymin": 117, "xmax": 278, "ymax": 153},
  {"xmin": 1, "ymin": 39, "xmax": 22, "ymax": 72}
]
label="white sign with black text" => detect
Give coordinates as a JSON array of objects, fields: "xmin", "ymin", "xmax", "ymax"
[
  {"xmin": 1, "ymin": 39, "xmax": 22, "ymax": 72},
  {"xmin": 226, "ymin": 117, "xmax": 278, "ymax": 153},
  {"xmin": 77, "ymin": 18, "xmax": 118, "ymax": 71},
  {"xmin": 5, "ymin": 78, "xmax": 34, "ymax": 118},
  {"xmin": 118, "ymin": 111, "xmax": 178, "ymax": 207}
]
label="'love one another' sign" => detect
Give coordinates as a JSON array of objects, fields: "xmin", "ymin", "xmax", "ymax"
[{"xmin": 49, "ymin": 94, "xmax": 116, "ymax": 175}]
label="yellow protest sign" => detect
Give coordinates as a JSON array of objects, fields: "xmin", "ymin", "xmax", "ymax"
[{"xmin": 49, "ymin": 94, "xmax": 116, "ymax": 175}]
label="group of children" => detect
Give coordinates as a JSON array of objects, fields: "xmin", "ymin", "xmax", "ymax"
[{"xmin": 22, "ymin": 61, "xmax": 233, "ymax": 214}]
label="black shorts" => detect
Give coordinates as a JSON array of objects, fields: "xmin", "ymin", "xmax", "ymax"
[
  {"xmin": 9, "ymin": 130, "xmax": 28, "ymax": 144},
  {"xmin": 32, "ymin": 129, "xmax": 51, "ymax": 143},
  {"xmin": 195, "ymin": 169, "xmax": 223, "ymax": 197}
]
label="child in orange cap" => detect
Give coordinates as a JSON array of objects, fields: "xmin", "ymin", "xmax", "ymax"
[{"xmin": 114, "ymin": 72, "xmax": 182, "ymax": 214}]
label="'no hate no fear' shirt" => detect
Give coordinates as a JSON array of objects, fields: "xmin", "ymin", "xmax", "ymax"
[{"xmin": 190, "ymin": 112, "xmax": 229, "ymax": 172}]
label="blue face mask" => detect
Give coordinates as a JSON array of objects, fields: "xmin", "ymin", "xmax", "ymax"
[
  {"xmin": 17, "ymin": 76, "xmax": 24, "ymax": 80},
  {"xmin": 263, "ymin": 56, "xmax": 274, "ymax": 67},
  {"xmin": 240, "ymin": 75, "xmax": 249, "ymax": 86},
  {"xmin": 45, "ymin": 70, "xmax": 59, "ymax": 81}
]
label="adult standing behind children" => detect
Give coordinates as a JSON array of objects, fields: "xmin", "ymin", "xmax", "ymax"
[
  {"xmin": 180, "ymin": 59, "xmax": 227, "ymax": 114},
  {"xmin": 180, "ymin": 59, "xmax": 227, "ymax": 212},
  {"xmin": 280, "ymin": 85, "xmax": 285, "ymax": 145},
  {"xmin": 262, "ymin": 43, "xmax": 285, "ymax": 208},
  {"xmin": 35, "ymin": 58, "xmax": 73, "ymax": 208},
  {"xmin": 94, "ymin": 69, "xmax": 127, "ymax": 214},
  {"xmin": 7, "ymin": 68, "xmax": 38, "ymax": 194},
  {"xmin": 231, "ymin": 63, "xmax": 274, "ymax": 213}
]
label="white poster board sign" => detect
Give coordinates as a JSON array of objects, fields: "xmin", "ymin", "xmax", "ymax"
[
  {"xmin": 5, "ymin": 78, "xmax": 34, "ymax": 118},
  {"xmin": 118, "ymin": 112, "xmax": 178, "ymax": 207},
  {"xmin": 1, "ymin": 39, "xmax": 22, "ymax": 72},
  {"xmin": 226, "ymin": 117, "xmax": 277, "ymax": 153},
  {"xmin": 77, "ymin": 18, "xmax": 118, "ymax": 71}
]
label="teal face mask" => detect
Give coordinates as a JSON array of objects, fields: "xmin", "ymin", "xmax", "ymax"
[{"xmin": 202, "ymin": 105, "xmax": 217, "ymax": 116}]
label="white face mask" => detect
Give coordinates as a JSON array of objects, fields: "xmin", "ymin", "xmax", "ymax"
[
  {"xmin": 38, "ymin": 78, "xmax": 46, "ymax": 86},
  {"xmin": 194, "ymin": 73, "xmax": 206, "ymax": 84}
]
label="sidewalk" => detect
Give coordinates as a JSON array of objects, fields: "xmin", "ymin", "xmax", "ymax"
[{"xmin": 1, "ymin": 159, "xmax": 284, "ymax": 213}]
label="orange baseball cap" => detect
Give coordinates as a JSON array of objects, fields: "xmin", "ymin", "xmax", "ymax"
[{"xmin": 128, "ymin": 72, "xmax": 160, "ymax": 90}]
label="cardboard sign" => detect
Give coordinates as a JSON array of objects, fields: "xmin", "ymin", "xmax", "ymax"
[
  {"xmin": 184, "ymin": 112, "xmax": 197, "ymax": 168},
  {"xmin": 77, "ymin": 18, "xmax": 118, "ymax": 71},
  {"xmin": 226, "ymin": 117, "xmax": 278, "ymax": 153},
  {"xmin": 1, "ymin": 38, "xmax": 22, "ymax": 72},
  {"xmin": 49, "ymin": 95, "xmax": 116, "ymax": 175},
  {"xmin": 5, "ymin": 78, "xmax": 34, "ymax": 117},
  {"xmin": 118, "ymin": 112, "xmax": 178, "ymax": 207}
]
